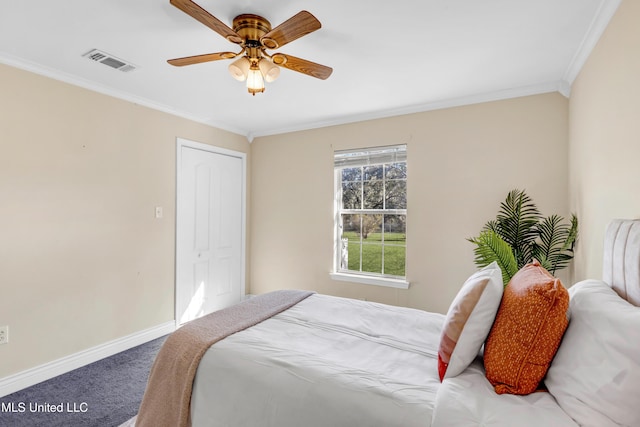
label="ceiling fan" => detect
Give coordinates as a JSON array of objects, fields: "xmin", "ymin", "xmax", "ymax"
[{"xmin": 167, "ymin": 0, "xmax": 333, "ymax": 95}]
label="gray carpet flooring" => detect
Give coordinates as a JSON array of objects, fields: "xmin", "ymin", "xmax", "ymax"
[{"xmin": 0, "ymin": 335, "xmax": 166, "ymax": 427}]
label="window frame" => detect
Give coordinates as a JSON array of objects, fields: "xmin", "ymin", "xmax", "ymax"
[{"xmin": 331, "ymin": 145, "xmax": 409, "ymax": 289}]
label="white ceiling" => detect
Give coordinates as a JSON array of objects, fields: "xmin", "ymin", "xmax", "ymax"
[{"xmin": 0, "ymin": 0, "xmax": 620, "ymax": 141}]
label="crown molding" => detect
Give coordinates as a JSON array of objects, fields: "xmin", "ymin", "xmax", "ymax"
[
  {"xmin": 557, "ymin": 79, "xmax": 572, "ymax": 98},
  {"xmin": 0, "ymin": 53, "xmax": 246, "ymax": 138},
  {"xmin": 0, "ymin": 51, "xmax": 584, "ymax": 144},
  {"xmin": 248, "ymin": 81, "xmax": 563, "ymax": 141},
  {"xmin": 562, "ymin": 0, "xmax": 622, "ymax": 85}
]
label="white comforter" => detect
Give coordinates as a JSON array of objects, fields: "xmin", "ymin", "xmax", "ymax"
[
  {"xmin": 431, "ymin": 359, "xmax": 578, "ymax": 427},
  {"xmin": 190, "ymin": 294, "xmax": 444, "ymax": 427}
]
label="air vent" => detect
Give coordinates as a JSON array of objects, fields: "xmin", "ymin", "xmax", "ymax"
[{"xmin": 82, "ymin": 49, "xmax": 137, "ymax": 73}]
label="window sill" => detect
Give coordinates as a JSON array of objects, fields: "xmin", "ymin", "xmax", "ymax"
[{"xmin": 329, "ymin": 272, "xmax": 410, "ymax": 289}]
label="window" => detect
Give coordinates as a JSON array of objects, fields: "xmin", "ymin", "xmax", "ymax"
[{"xmin": 332, "ymin": 145, "xmax": 408, "ymax": 288}]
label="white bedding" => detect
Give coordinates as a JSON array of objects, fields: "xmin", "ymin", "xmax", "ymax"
[
  {"xmin": 190, "ymin": 294, "xmax": 444, "ymax": 427},
  {"xmin": 129, "ymin": 219, "xmax": 640, "ymax": 427},
  {"xmin": 432, "ymin": 359, "xmax": 578, "ymax": 427}
]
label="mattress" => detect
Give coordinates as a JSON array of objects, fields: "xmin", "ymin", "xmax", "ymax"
[{"xmin": 190, "ymin": 294, "xmax": 444, "ymax": 427}]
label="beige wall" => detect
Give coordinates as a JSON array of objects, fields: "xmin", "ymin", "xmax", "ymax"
[
  {"xmin": 5, "ymin": 1, "xmax": 636, "ymax": 382},
  {"xmin": 250, "ymin": 93, "xmax": 569, "ymax": 314},
  {"xmin": 1, "ymin": 47, "xmax": 580, "ymax": 380},
  {"xmin": 0, "ymin": 63, "xmax": 249, "ymax": 378},
  {"xmin": 569, "ymin": 0, "xmax": 640, "ymax": 281},
  {"xmin": 3, "ymin": 0, "xmax": 634, "ymax": 383}
]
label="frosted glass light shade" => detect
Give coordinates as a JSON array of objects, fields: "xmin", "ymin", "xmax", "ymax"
[
  {"xmin": 246, "ymin": 64, "xmax": 265, "ymax": 95},
  {"xmin": 228, "ymin": 57, "xmax": 250, "ymax": 81},
  {"xmin": 258, "ymin": 59, "xmax": 280, "ymax": 83}
]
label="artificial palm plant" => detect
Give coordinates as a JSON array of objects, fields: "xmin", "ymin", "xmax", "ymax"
[{"xmin": 468, "ymin": 189, "xmax": 578, "ymax": 285}]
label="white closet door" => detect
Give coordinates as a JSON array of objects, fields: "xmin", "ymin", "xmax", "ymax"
[{"xmin": 176, "ymin": 140, "xmax": 245, "ymax": 325}]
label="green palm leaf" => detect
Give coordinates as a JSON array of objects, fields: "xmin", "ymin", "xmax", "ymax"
[
  {"xmin": 493, "ymin": 189, "xmax": 540, "ymax": 268},
  {"xmin": 470, "ymin": 189, "xmax": 578, "ymax": 280},
  {"xmin": 532, "ymin": 214, "xmax": 579, "ymax": 274},
  {"xmin": 552, "ymin": 214, "xmax": 578, "ymax": 273},
  {"xmin": 468, "ymin": 230, "xmax": 518, "ymax": 285},
  {"xmin": 533, "ymin": 215, "xmax": 567, "ymax": 271}
]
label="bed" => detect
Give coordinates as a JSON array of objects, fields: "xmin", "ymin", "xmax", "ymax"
[{"xmin": 132, "ymin": 219, "xmax": 640, "ymax": 427}]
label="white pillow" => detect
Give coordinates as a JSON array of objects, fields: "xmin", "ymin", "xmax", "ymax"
[
  {"xmin": 546, "ymin": 279, "xmax": 640, "ymax": 427},
  {"xmin": 437, "ymin": 261, "xmax": 503, "ymax": 380}
]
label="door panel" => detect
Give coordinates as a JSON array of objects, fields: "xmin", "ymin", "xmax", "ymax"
[{"xmin": 176, "ymin": 141, "xmax": 245, "ymax": 325}]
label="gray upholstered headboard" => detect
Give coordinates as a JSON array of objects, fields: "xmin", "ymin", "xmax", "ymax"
[{"xmin": 603, "ymin": 219, "xmax": 640, "ymax": 307}]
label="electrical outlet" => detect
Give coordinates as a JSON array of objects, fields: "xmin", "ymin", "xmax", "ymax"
[{"xmin": 0, "ymin": 326, "xmax": 8, "ymax": 345}]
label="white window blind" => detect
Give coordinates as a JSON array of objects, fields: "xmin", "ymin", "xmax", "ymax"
[{"xmin": 334, "ymin": 144, "xmax": 407, "ymax": 169}]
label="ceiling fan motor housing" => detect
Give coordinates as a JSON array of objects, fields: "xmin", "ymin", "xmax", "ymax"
[{"xmin": 232, "ymin": 14, "xmax": 274, "ymax": 47}]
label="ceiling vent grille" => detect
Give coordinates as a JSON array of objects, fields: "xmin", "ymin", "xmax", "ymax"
[{"xmin": 82, "ymin": 49, "xmax": 137, "ymax": 72}]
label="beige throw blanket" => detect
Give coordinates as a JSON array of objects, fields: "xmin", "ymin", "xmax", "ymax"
[{"xmin": 136, "ymin": 290, "xmax": 314, "ymax": 427}]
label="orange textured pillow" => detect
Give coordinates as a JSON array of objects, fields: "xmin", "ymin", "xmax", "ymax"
[{"xmin": 483, "ymin": 260, "xmax": 569, "ymax": 395}]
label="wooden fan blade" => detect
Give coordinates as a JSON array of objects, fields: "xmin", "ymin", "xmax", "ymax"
[
  {"xmin": 167, "ymin": 52, "xmax": 238, "ymax": 66},
  {"xmin": 271, "ymin": 53, "xmax": 332, "ymax": 80},
  {"xmin": 260, "ymin": 11, "xmax": 321, "ymax": 49},
  {"xmin": 170, "ymin": 0, "xmax": 243, "ymax": 44}
]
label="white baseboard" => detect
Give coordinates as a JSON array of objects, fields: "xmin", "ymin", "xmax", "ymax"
[{"xmin": 0, "ymin": 321, "xmax": 175, "ymax": 398}]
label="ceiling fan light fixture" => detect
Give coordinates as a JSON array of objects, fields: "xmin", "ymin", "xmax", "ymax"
[
  {"xmin": 167, "ymin": 2, "xmax": 332, "ymax": 96},
  {"xmin": 258, "ymin": 58, "xmax": 280, "ymax": 83},
  {"xmin": 228, "ymin": 56, "xmax": 250, "ymax": 81},
  {"xmin": 246, "ymin": 62, "xmax": 265, "ymax": 95}
]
